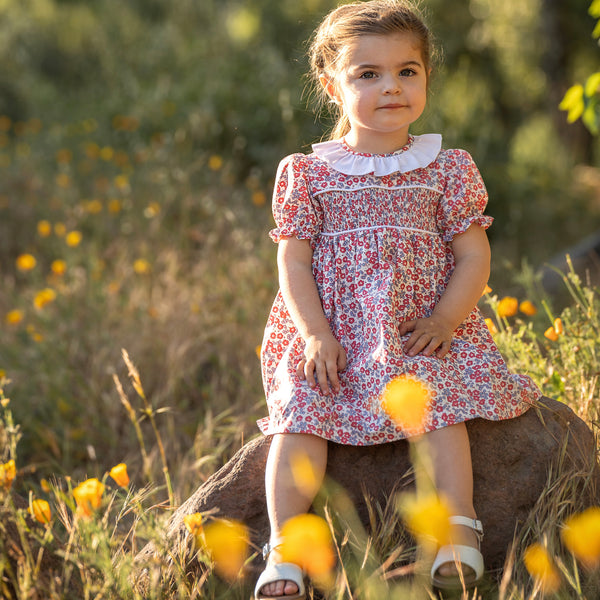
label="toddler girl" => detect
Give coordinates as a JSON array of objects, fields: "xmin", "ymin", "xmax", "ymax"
[{"xmin": 255, "ymin": 1, "xmax": 541, "ymax": 597}]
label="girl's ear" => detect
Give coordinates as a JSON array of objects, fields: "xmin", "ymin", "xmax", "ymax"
[{"xmin": 319, "ymin": 74, "xmax": 341, "ymax": 105}]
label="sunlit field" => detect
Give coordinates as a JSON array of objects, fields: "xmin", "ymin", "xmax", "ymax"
[{"xmin": 1, "ymin": 0, "xmax": 600, "ymax": 597}]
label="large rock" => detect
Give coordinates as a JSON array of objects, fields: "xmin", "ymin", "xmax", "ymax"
[{"xmin": 136, "ymin": 397, "xmax": 599, "ymax": 575}]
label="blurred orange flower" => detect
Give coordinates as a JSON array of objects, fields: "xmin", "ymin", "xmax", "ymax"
[
  {"xmin": 482, "ymin": 284, "xmax": 492, "ymax": 296},
  {"xmin": 497, "ymin": 296, "xmax": 518, "ymax": 318},
  {"xmin": 184, "ymin": 512, "xmax": 204, "ymax": 547},
  {"xmin": 544, "ymin": 327, "xmax": 559, "ymax": 342},
  {"xmin": 34, "ymin": 288, "xmax": 57, "ymax": 310},
  {"xmin": 37, "ymin": 220, "xmax": 52, "ymax": 237},
  {"xmin": 109, "ymin": 463, "xmax": 130, "ymax": 488},
  {"xmin": 561, "ymin": 507, "xmax": 600, "ymax": 569},
  {"xmin": 0, "ymin": 459, "xmax": 16, "ymax": 491},
  {"xmin": 399, "ymin": 492, "xmax": 451, "ymax": 550},
  {"xmin": 484, "ymin": 317, "xmax": 498, "ymax": 335},
  {"xmin": 73, "ymin": 478, "xmax": 105, "ymax": 518},
  {"xmin": 519, "ymin": 300, "xmax": 537, "ymax": 316},
  {"xmin": 553, "ymin": 317, "xmax": 564, "ymax": 335},
  {"xmin": 133, "ymin": 259, "xmax": 151, "ymax": 274},
  {"xmin": 523, "ymin": 543, "xmax": 561, "ymax": 594},
  {"xmin": 5, "ymin": 310, "xmax": 24, "ymax": 325},
  {"xmin": 202, "ymin": 519, "xmax": 249, "ymax": 580},
  {"xmin": 29, "ymin": 498, "xmax": 52, "ymax": 524},
  {"xmin": 381, "ymin": 375, "xmax": 431, "ymax": 435},
  {"xmin": 51, "ymin": 259, "xmax": 67, "ymax": 276},
  {"xmin": 280, "ymin": 514, "xmax": 335, "ymax": 580},
  {"xmin": 65, "ymin": 231, "xmax": 82, "ymax": 247},
  {"xmin": 16, "ymin": 253, "xmax": 36, "ymax": 271}
]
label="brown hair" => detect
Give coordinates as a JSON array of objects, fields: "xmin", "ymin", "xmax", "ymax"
[{"xmin": 308, "ymin": 0, "xmax": 436, "ymax": 139}]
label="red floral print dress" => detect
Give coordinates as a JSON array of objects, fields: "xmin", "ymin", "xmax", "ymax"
[{"xmin": 257, "ymin": 135, "xmax": 540, "ymax": 445}]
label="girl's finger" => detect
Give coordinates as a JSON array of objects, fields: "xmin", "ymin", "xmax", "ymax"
[
  {"xmin": 398, "ymin": 320, "xmax": 417, "ymax": 335},
  {"xmin": 315, "ymin": 361, "xmax": 331, "ymax": 395},
  {"xmin": 327, "ymin": 360, "xmax": 340, "ymax": 393},
  {"xmin": 296, "ymin": 359, "xmax": 306, "ymax": 380},
  {"xmin": 304, "ymin": 359, "xmax": 317, "ymax": 389}
]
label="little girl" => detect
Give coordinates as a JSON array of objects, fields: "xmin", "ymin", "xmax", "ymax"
[{"xmin": 255, "ymin": 1, "xmax": 541, "ymax": 597}]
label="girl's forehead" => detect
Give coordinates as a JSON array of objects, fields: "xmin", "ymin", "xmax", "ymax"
[{"xmin": 343, "ymin": 32, "xmax": 423, "ymax": 63}]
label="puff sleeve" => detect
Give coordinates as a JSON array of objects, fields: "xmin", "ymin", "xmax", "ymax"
[
  {"xmin": 269, "ymin": 154, "xmax": 324, "ymax": 243},
  {"xmin": 436, "ymin": 150, "xmax": 493, "ymax": 242}
]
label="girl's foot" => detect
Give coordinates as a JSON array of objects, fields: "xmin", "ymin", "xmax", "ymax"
[
  {"xmin": 255, "ymin": 545, "xmax": 305, "ymax": 599},
  {"xmin": 431, "ymin": 516, "xmax": 484, "ymax": 590},
  {"xmin": 435, "ymin": 522, "xmax": 479, "ymax": 577}
]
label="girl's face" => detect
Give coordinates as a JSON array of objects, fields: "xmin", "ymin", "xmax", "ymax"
[{"xmin": 322, "ymin": 32, "xmax": 428, "ymax": 154}]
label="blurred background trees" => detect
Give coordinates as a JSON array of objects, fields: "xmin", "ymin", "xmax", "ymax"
[{"xmin": 1, "ymin": 0, "xmax": 598, "ymax": 264}]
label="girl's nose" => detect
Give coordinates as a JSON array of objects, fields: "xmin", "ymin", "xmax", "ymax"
[{"xmin": 383, "ymin": 74, "xmax": 402, "ymax": 94}]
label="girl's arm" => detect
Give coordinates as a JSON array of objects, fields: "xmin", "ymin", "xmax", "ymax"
[
  {"xmin": 399, "ymin": 224, "xmax": 491, "ymax": 358},
  {"xmin": 278, "ymin": 236, "xmax": 347, "ymax": 394}
]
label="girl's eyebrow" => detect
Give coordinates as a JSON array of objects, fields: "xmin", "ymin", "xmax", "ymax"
[{"xmin": 355, "ymin": 60, "xmax": 423, "ymax": 70}]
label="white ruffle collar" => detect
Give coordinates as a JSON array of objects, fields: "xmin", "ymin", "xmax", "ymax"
[{"xmin": 311, "ymin": 134, "xmax": 442, "ymax": 176}]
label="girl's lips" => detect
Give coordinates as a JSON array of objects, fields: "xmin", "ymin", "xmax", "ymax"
[{"xmin": 378, "ymin": 104, "xmax": 407, "ymax": 109}]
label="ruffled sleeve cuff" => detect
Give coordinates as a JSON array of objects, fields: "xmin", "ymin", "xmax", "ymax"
[{"xmin": 442, "ymin": 215, "xmax": 494, "ymax": 243}]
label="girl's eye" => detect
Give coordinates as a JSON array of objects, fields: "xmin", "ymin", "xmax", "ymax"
[
  {"xmin": 359, "ymin": 71, "xmax": 377, "ymax": 79},
  {"xmin": 400, "ymin": 68, "xmax": 416, "ymax": 77}
]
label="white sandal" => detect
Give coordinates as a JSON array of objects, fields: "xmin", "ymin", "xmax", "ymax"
[
  {"xmin": 254, "ymin": 540, "xmax": 306, "ymax": 600},
  {"xmin": 431, "ymin": 516, "xmax": 484, "ymax": 590}
]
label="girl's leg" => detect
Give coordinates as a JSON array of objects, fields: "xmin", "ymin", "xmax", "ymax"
[
  {"xmin": 261, "ymin": 432, "xmax": 328, "ymax": 597},
  {"xmin": 422, "ymin": 422, "xmax": 479, "ymax": 577}
]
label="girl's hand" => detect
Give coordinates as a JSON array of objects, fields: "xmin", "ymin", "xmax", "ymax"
[
  {"xmin": 297, "ymin": 333, "xmax": 347, "ymax": 395},
  {"xmin": 399, "ymin": 317, "xmax": 454, "ymax": 358}
]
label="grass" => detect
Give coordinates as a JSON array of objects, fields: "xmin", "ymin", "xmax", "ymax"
[{"xmin": 0, "ymin": 114, "xmax": 599, "ymax": 598}]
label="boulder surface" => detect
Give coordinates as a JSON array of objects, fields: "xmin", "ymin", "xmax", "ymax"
[{"xmin": 136, "ymin": 397, "xmax": 599, "ymax": 574}]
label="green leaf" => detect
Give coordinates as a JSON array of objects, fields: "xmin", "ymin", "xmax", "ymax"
[
  {"xmin": 585, "ymin": 72, "xmax": 600, "ymax": 97},
  {"xmin": 559, "ymin": 84, "xmax": 585, "ymax": 122},
  {"xmin": 590, "ymin": 0, "xmax": 600, "ymax": 18},
  {"xmin": 582, "ymin": 98, "xmax": 600, "ymax": 135}
]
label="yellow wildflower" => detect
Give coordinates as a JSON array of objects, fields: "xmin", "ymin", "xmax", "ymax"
[
  {"xmin": 54, "ymin": 222, "xmax": 66, "ymax": 237},
  {"xmin": 484, "ymin": 317, "xmax": 498, "ymax": 335},
  {"xmin": 5, "ymin": 310, "xmax": 24, "ymax": 325},
  {"xmin": 482, "ymin": 284, "xmax": 492, "ymax": 296},
  {"xmin": 544, "ymin": 327, "xmax": 559, "ymax": 342},
  {"xmin": 553, "ymin": 317, "xmax": 564, "ymax": 335},
  {"xmin": 184, "ymin": 512, "xmax": 204, "ymax": 547},
  {"xmin": 381, "ymin": 375, "xmax": 431, "ymax": 435},
  {"xmin": 133, "ymin": 259, "xmax": 151, "ymax": 274},
  {"xmin": 0, "ymin": 459, "xmax": 16, "ymax": 491},
  {"xmin": 72, "ymin": 478, "xmax": 105, "ymax": 518},
  {"xmin": 65, "ymin": 230, "xmax": 82, "ymax": 247},
  {"xmin": 114, "ymin": 174, "xmax": 129, "ymax": 191},
  {"xmin": 108, "ymin": 199, "xmax": 122, "ymax": 214},
  {"xmin": 519, "ymin": 300, "xmax": 537, "ymax": 316},
  {"xmin": 28, "ymin": 498, "xmax": 52, "ymax": 524},
  {"xmin": 109, "ymin": 463, "xmax": 130, "ymax": 488},
  {"xmin": 280, "ymin": 514, "xmax": 335, "ymax": 579},
  {"xmin": 37, "ymin": 220, "xmax": 52, "ymax": 237},
  {"xmin": 202, "ymin": 519, "xmax": 249, "ymax": 580},
  {"xmin": 51, "ymin": 259, "xmax": 67, "ymax": 276},
  {"xmin": 208, "ymin": 155, "xmax": 223, "ymax": 171},
  {"xmin": 497, "ymin": 296, "xmax": 518, "ymax": 318},
  {"xmin": 561, "ymin": 507, "xmax": 600, "ymax": 569},
  {"xmin": 399, "ymin": 492, "xmax": 452, "ymax": 550},
  {"xmin": 85, "ymin": 142, "xmax": 100, "ymax": 159},
  {"xmin": 252, "ymin": 191, "xmax": 267, "ymax": 206},
  {"xmin": 34, "ymin": 288, "xmax": 57, "ymax": 310},
  {"xmin": 16, "ymin": 253, "xmax": 36, "ymax": 271},
  {"xmin": 84, "ymin": 199, "xmax": 103, "ymax": 214},
  {"xmin": 290, "ymin": 450, "xmax": 321, "ymax": 499},
  {"xmin": 523, "ymin": 543, "xmax": 561, "ymax": 594},
  {"xmin": 40, "ymin": 479, "xmax": 51, "ymax": 493}
]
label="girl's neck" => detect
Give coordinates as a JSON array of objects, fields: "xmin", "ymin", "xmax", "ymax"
[{"xmin": 343, "ymin": 130, "xmax": 411, "ymax": 155}]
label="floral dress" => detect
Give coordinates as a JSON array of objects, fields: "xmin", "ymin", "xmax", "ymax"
[{"xmin": 257, "ymin": 134, "xmax": 541, "ymax": 445}]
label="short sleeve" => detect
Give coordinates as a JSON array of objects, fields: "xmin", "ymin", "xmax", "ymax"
[
  {"xmin": 436, "ymin": 149, "xmax": 494, "ymax": 243},
  {"xmin": 269, "ymin": 154, "xmax": 324, "ymax": 243}
]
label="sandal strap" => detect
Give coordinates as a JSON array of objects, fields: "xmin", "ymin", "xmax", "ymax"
[
  {"xmin": 262, "ymin": 538, "xmax": 284, "ymax": 561},
  {"xmin": 449, "ymin": 516, "xmax": 484, "ymax": 544}
]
